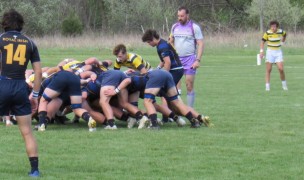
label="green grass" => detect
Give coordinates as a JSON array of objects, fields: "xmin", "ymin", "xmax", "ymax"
[{"xmin": 1, "ymin": 46, "xmax": 304, "ymax": 179}]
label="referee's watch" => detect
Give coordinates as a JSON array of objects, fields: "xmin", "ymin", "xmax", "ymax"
[{"xmin": 196, "ymin": 58, "xmax": 201, "ymax": 62}]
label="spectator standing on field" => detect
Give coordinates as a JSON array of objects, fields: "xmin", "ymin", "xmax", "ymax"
[
  {"xmin": 169, "ymin": 6, "xmax": 204, "ymax": 107},
  {"xmin": 259, "ymin": 20, "xmax": 288, "ymax": 91},
  {"xmin": 0, "ymin": 9, "xmax": 42, "ymax": 177}
]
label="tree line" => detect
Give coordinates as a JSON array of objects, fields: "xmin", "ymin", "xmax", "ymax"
[{"xmin": 0, "ymin": 0, "xmax": 303, "ymax": 36}]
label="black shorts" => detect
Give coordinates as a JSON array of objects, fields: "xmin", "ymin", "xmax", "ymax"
[
  {"xmin": 0, "ymin": 80, "xmax": 31, "ymax": 116},
  {"xmin": 98, "ymin": 70, "xmax": 128, "ymax": 87},
  {"xmin": 47, "ymin": 71, "xmax": 81, "ymax": 96}
]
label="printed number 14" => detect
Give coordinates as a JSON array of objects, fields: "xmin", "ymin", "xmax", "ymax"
[{"xmin": 4, "ymin": 44, "xmax": 26, "ymax": 65}]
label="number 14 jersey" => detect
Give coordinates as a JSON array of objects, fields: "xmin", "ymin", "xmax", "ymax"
[{"xmin": 0, "ymin": 31, "xmax": 40, "ymax": 79}]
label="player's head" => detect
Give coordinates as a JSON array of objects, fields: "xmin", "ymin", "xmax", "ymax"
[
  {"xmin": 113, "ymin": 44, "xmax": 128, "ymax": 62},
  {"xmin": 269, "ymin": 20, "xmax": 279, "ymax": 32},
  {"xmin": 1, "ymin": 9, "xmax": 24, "ymax": 32},
  {"xmin": 142, "ymin": 29, "xmax": 160, "ymax": 47},
  {"xmin": 177, "ymin": 6, "xmax": 189, "ymax": 25}
]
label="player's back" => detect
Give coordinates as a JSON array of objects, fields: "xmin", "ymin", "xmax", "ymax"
[{"xmin": 0, "ymin": 31, "xmax": 40, "ymax": 79}]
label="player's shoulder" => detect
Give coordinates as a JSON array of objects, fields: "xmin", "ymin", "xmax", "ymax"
[
  {"xmin": 277, "ymin": 29, "xmax": 286, "ymax": 34},
  {"xmin": 266, "ymin": 29, "xmax": 273, "ymax": 34},
  {"xmin": 171, "ymin": 22, "xmax": 179, "ymax": 29},
  {"xmin": 128, "ymin": 53, "xmax": 140, "ymax": 61},
  {"xmin": 158, "ymin": 39, "xmax": 170, "ymax": 49}
]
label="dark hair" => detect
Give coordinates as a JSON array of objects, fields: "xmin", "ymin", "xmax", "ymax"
[
  {"xmin": 1, "ymin": 9, "xmax": 24, "ymax": 32},
  {"xmin": 178, "ymin": 6, "xmax": 189, "ymax": 14},
  {"xmin": 113, "ymin": 44, "xmax": 127, "ymax": 56},
  {"xmin": 142, "ymin": 29, "xmax": 160, "ymax": 42},
  {"xmin": 269, "ymin": 20, "xmax": 279, "ymax": 27}
]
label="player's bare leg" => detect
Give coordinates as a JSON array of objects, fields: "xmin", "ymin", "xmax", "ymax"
[
  {"xmin": 265, "ymin": 62, "xmax": 272, "ymax": 91},
  {"xmin": 276, "ymin": 62, "xmax": 288, "ymax": 90}
]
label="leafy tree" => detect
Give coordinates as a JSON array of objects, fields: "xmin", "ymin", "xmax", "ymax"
[
  {"xmin": 61, "ymin": 12, "xmax": 83, "ymax": 36},
  {"xmin": 247, "ymin": 0, "xmax": 304, "ymax": 32}
]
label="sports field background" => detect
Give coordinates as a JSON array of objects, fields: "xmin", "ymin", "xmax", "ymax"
[{"xmin": 0, "ymin": 33, "xmax": 303, "ymax": 179}]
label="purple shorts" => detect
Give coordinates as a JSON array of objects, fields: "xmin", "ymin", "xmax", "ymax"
[{"xmin": 180, "ymin": 54, "xmax": 197, "ymax": 75}]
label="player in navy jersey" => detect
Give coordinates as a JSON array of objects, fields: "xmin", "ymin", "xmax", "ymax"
[
  {"xmin": 142, "ymin": 29, "xmax": 185, "ymax": 123},
  {"xmin": 0, "ymin": 9, "xmax": 41, "ymax": 177},
  {"xmin": 142, "ymin": 29, "xmax": 184, "ymax": 85}
]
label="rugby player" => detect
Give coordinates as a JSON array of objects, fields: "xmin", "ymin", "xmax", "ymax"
[{"xmin": 0, "ymin": 9, "xmax": 41, "ymax": 177}]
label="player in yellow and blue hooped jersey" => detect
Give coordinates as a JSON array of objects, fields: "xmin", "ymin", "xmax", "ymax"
[
  {"xmin": 113, "ymin": 44, "xmax": 151, "ymax": 74},
  {"xmin": 260, "ymin": 20, "xmax": 288, "ymax": 91}
]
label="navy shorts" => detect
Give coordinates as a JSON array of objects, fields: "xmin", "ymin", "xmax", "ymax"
[
  {"xmin": 170, "ymin": 68, "xmax": 183, "ymax": 85},
  {"xmin": 0, "ymin": 80, "xmax": 31, "ymax": 116},
  {"xmin": 97, "ymin": 70, "xmax": 128, "ymax": 87},
  {"xmin": 146, "ymin": 70, "xmax": 176, "ymax": 91},
  {"xmin": 47, "ymin": 71, "xmax": 81, "ymax": 96}
]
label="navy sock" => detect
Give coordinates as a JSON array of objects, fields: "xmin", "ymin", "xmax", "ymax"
[
  {"xmin": 162, "ymin": 114, "xmax": 169, "ymax": 122},
  {"xmin": 120, "ymin": 114, "xmax": 129, "ymax": 121},
  {"xmin": 149, "ymin": 114, "xmax": 158, "ymax": 126},
  {"xmin": 185, "ymin": 111, "xmax": 194, "ymax": 123},
  {"xmin": 81, "ymin": 112, "xmax": 90, "ymax": 122},
  {"xmin": 169, "ymin": 112, "xmax": 179, "ymax": 121},
  {"xmin": 38, "ymin": 111, "xmax": 47, "ymax": 125},
  {"xmin": 108, "ymin": 119, "xmax": 115, "ymax": 127},
  {"xmin": 135, "ymin": 111, "xmax": 143, "ymax": 121},
  {"xmin": 29, "ymin": 157, "xmax": 39, "ymax": 172}
]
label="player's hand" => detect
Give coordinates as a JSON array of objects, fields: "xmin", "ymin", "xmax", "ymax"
[
  {"xmin": 124, "ymin": 69, "xmax": 135, "ymax": 74},
  {"xmin": 30, "ymin": 97, "xmax": 38, "ymax": 114},
  {"xmin": 85, "ymin": 78, "xmax": 91, "ymax": 83},
  {"xmin": 191, "ymin": 61, "xmax": 200, "ymax": 69},
  {"xmin": 90, "ymin": 73, "xmax": 97, "ymax": 82},
  {"xmin": 259, "ymin": 52, "xmax": 264, "ymax": 59}
]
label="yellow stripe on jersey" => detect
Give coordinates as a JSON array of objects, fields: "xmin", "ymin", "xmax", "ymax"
[
  {"xmin": 114, "ymin": 53, "xmax": 151, "ymax": 71},
  {"xmin": 62, "ymin": 60, "xmax": 82, "ymax": 71},
  {"xmin": 262, "ymin": 29, "xmax": 286, "ymax": 50}
]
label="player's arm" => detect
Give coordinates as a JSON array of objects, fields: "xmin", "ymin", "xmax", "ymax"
[
  {"xmin": 133, "ymin": 58, "xmax": 148, "ymax": 74},
  {"xmin": 282, "ymin": 31, "xmax": 287, "ymax": 44},
  {"xmin": 157, "ymin": 61, "xmax": 164, "ymax": 69},
  {"xmin": 44, "ymin": 66, "xmax": 60, "ymax": 77},
  {"xmin": 196, "ymin": 39, "xmax": 204, "ymax": 62},
  {"xmin": 104, "ymin": 77, "xmax": 132, "ymax": 96},
  {"xmin": 192, "ymin": 25, "xmax": 204, "ymax": 69},
  {"xmin": 84, "ymin": 57, "xmax": 99, "ymax": 65},
  {"xmin": 260, "ymin": 32, "xmax": 268, "ymax": 59},
  {"xmin": 57, "ymin": 58, "xmax": 75, "ymax": 67},
  {"xmin": 162, "ymin": 56, "xmax": 171, "ymax": 71},
  {"xmin": 137, "ymin": 65, "xmax": 148, "ymax": 74},
  {"xmin": 191, "ymin": 39, "xmax": 204, "ymax": 70},
  {"xmin": 260, "ymin": 40, "xmax": 266, "ymax": 59},
  {"xmin": 32, "ymin": 61, "xmax": 42, "ymax": 93},
  {"xmin": 100, "ymin": 60, "xmax": 113, "ymax": 67}
]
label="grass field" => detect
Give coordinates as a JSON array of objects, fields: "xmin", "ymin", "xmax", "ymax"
[{"xmin": 0, "ymin": 45, "xmax": 304, "ymax": 179}]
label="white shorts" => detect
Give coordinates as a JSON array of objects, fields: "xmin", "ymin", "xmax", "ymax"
[{"xmin": 266, "ymin": 49, "xmax": 283, "ymax": 63}]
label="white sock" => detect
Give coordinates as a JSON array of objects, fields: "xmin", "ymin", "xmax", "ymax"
[
  {"xmin": 266, "ymin": 83, "xmax": 270, "ymax": 89},
  {"xmin": 282, "ymin": 81, "xmax": 287, "ymax": 87}
]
